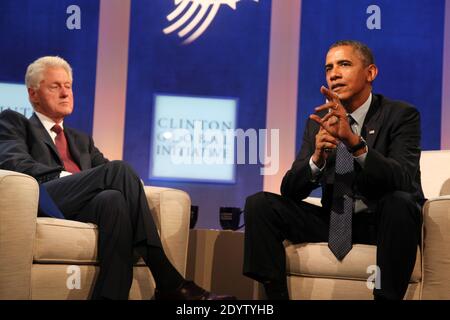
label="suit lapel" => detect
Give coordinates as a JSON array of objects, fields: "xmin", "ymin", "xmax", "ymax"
[
  {"xmin": 362, "ymin": 94, "xmax": 383, "ymax": 149},
  {"xmin": 30, "ymin": 113, "xmax": 62, "ymax": 165}
]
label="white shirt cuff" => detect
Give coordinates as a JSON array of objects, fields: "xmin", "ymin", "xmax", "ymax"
[
  {"xmin": 354, "ymin": 149, "xmax": 368, "ymax": 168},
  {"xmin": 59, "ymin": 171, "xmax": 73, "ymax": 178},
  {"xmin": 309, "ymin": 156, "xmax": 326, "ymax": 180}
]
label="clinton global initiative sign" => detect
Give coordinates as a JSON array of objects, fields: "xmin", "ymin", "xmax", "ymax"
[
  {"xmin": 150, "ymin": 94, "xmax": 237, "ymax": 183},
  {"xmin": 0, "ymin": 83, "xmax": 33, "ymax": 118}
]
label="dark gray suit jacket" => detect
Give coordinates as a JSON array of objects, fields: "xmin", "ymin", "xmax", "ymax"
[{"xmin": 0, "ymin": 110, "xmax": 108, "ymax": 184}]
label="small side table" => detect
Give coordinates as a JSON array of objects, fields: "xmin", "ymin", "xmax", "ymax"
[{"xmin": 186, "ymin": 228, "xmax": 258, "ymax": 300}]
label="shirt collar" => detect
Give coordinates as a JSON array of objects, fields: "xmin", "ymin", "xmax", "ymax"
[
  {"xmin": 349, "ymin": 93, "xmax": 372, "ymax": 127},
  {"xmin": 34, "ymin": 111, "xmax": 64, "ymax": 132}
]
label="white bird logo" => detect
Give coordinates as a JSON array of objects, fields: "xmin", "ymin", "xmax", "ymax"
[{"xmin": 164, "ymin": 0, "xmax": 259, "ymax": 44}]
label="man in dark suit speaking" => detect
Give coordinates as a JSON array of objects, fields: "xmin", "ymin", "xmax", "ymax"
[
  {"xmin": 243, "ymin": 40, "xmax": 424, "ymax": 300},
  {"xmin": 0, "ymin": 56, "xmax": 233, "ymax": 300}
]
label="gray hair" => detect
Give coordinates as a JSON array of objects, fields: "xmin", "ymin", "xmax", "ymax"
[{"xmin": 25, "ymin": 56, "xmax": 73, "ymax": 89}]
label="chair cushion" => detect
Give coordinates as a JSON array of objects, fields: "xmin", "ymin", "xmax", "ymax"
[
  {"xmin": 34, "ymin": 218, "xmax": 98, "ymax": 264},
  {"xmin": 285, "ymin": 242, "xmax": 421, "ymax": 283},
  {"xmin": 34, "ymin": 218, "xmax": 147, "ymax": 265}
]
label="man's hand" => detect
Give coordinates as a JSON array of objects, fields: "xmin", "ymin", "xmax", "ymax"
[
  {"xmin": 309, "ymin": 86, "xmax": 359, "ymax": 148},
  {"xmin": 311, "ymin": 126, "xmax": 338, "ymax": 168}
]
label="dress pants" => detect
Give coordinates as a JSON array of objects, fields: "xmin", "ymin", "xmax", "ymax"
[
  {"xmin": 43, "ymin": 160, "xmax": 163, "ymax": 299},
  {"xmin": 243, "ymin": 191, "xmax": 422, "ymax": 300}
]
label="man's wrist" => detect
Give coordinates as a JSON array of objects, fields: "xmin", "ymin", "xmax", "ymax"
[
  {"xmin": 309, "ymin": 156, "xmax": 326, "ymax": 182},
  {"xmin": 346, "ymin": 135, "xmax": 367, "ymax": 154},
  {"xmin": 343, "ymin": 133, "xmax": 360, "ymax": 149},
  {"xmin": 353, "ymin": 145, "xmax": 368, "ymax": 157},
  {"xmin": 311, "ymin": 154, "xmax": 325, "ymax": 169}
]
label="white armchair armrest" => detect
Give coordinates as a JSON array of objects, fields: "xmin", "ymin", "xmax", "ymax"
[
  {"xmin": 144, "ymin": 186, "xmax": 191, "ymax": 277},
  {"xmin": 421, "ymin": 195, "xmax": 450, "ymax": 299},
  {"xmin": 0, "ymin": 169, "xmax": 39, "ymax": 299}
]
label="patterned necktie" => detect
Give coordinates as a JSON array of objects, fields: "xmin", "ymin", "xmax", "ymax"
[
  {"xmin": 51, "ymin": 124, "xmax": 81, "ymax": 174},
  {"xmin": 328, "ymin": 116, "xmax": 355, "ymax": 260}
]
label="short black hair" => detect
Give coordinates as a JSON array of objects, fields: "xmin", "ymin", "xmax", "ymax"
[{"xmin": 329, "ymin": 40, "xmax": 375, "ymax": 66}]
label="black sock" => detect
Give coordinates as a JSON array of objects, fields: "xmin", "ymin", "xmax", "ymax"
[
  {"xmin": 135, "ymin": 244, "xmax": 184, "ymax": 292},
  {"xmin": 263, "ymin": 279, "xmax": 289, "ymax": 300}
]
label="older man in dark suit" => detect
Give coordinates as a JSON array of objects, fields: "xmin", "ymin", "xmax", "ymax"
[
  {"xmin": 243, "ymin": 40, "xmax": 424, "ymax": 300},
  {"xmin": 0, "ymin": 56, "xmax": 234, "ymax": 300}
]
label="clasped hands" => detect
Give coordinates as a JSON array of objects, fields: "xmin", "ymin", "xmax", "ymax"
[{"xmin": 309, "ymin": 86, "xmax": 361, "ymax": 167}]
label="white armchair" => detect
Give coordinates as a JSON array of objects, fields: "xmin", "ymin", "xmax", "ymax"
[
  {"xmin": 0, "ymin": 169, "xmax": 191, "ymax": 300},
  {"xmin": 255, "ymin": 150, "xmax": 450, "ymax": 300}
]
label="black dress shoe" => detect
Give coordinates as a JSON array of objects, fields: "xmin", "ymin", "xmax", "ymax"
[{"xmin": 154, "ymin": 281, "xmax": 236, "ymax": 300}]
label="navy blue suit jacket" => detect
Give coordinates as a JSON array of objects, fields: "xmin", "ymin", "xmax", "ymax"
[{"xmin": 281, "ymin": 94, "xmax": 426, "ymax": 211}]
